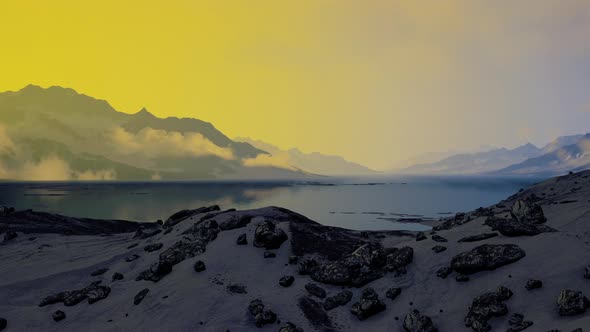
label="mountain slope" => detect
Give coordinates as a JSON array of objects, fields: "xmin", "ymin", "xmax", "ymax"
[
  {"xmin": 235, "ymin": 137, "xmax": 377, "ymax": 176},
  {"xmin": 494, "ymin": 134, "xmax": 590, "ymax": 176},
  {"xmin": 0, "ymin": 85, "xmax": 308, "ymax": 180},
  {"xmin": 399, "ymin": 143, "xmax": 542, "ymax": 175}
]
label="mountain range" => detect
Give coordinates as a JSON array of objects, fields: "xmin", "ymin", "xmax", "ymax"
[
  {"xmin": 398, "ymin": 133, "xmax": 590, "ymax": 176},
  {"xmin": 0, "ymin": 85, "xmax": 370, "ymax": 181}
]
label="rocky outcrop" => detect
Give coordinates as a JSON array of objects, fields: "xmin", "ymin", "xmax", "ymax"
[
  {"xmin": 136, "ymin": 261, "xmax": 173, "ymax": 282},
  {"xmin": 253, "ymin": 220, "xmax": 288, "ymax": 250},
  {"xmin": 134, "ymin": 288, "xmax": 149, "ymax": 305},
  {"xmin": 415, "ymin": 232, "xmax": 427, "ymax": 241},
  {"xmin": 163, "ymin": 205, "xmax": 220, "ymax": 229},
  {"xmin": 457, "ymin": 233, "xmax": 498, "ymax": 243},
  {"xmin": 323, "ymin": 290, "xmax": 352, "ymax": 311},
  {"xmin": 385, "ymin": 246, "xmax": 414, "ymax": 273},
  {"xmin": 433, "ymin": 213, "xmax": 471, "ymax": 231},
  {"xmin": 350, "ymin": 288, "xmax": 386, "ymax": 321},
  {"xmin": 298, "ymin": 258, "xmax": 319, "ymax": 275},
  {"xmin": 144, "ymin": 243, "xmax": 163, "ymax": 252},
  {"xmin": 181, "ymin": 219, "xmax": 220, "ymax": 242},
  {"xmin": 511, "ymin": 200, "xmax": 546, "ymax": 224},
  {"xmin": 451, "ymin": 244, "xmax": 526, "ymax": 275},
  {"xmin": 39, "ymin": 281, "xmax": 111, "ymax": 307},
  {"xmin": 403, "ymin": 310, "xmax": 438, "ymax": 332},
  {"xmin": 248, "ymin": 299, "xmax": 277, "ymax": 327},
  {"xmin": 557, "ymin": 290, "xmax": 589, "ymax": 316},
  {"xmin": 219, "ymin": 215, "xmax": 253, "ymax": 231},
  {"xmin": 484, "ymin": 218, "xmax": 555, "ymax": 237},
  {"xmin": 464, "ymin": 286, "xmax": 513, "ymax": 332}
]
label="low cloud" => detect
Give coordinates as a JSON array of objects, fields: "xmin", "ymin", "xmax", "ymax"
[
  {"xmin": 110, "ymin": 127, "xmax": 235, "ymax": 161},
  {"xmin": 241, "ymin": 152, "xmax": 297, "ymax": 170}
]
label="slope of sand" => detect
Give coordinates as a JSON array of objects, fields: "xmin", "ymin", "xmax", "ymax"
[{"xmin": 0, "ymin": 171, "xmax": 589, "ymax": 331}]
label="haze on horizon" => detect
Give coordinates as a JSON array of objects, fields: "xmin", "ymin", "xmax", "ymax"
[{"xmin": 2, "ymin": 1, "xmax": 590, "ymax": 170}]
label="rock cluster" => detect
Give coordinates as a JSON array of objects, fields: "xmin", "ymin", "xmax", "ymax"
[
  {"xmin": 350, "ymin": 288, "xmax": 386, "ymax": 321},
  {"xmin": 253, "ymin": 220, "xmax": 288, "ymax": 249},
  {"xmin": 248, "ymin": 299, "xmax": 277, "ymax": 327},
  {"xmin": 323, "ymin": 290, "xmax": 353, "ymax": 311},
  {"xmin": 464, "ymin": 286, "xmax": 513, "ymax": 332},
  {"xmin": 403, "ymin": 309, "xmax": 438, "ymax": 332},
  {"xmin": 39, "ymin": 281, "xmax": 111, "ymax": 307}
]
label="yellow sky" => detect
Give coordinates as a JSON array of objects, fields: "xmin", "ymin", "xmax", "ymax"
[{"xmin": 2, "ymin": 1, "xmax": 590, "ymax": 169}]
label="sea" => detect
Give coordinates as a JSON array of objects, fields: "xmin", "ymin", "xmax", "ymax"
[{"xmin": 0, "ymin": 176, "xmax": 544, "ymax": 231}]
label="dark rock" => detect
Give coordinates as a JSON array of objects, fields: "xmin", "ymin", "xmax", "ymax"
[
  {"xmin": 90, "ymin": 268, "xmax": 109, "ymax": 276},
  {"xmin": 557, "ymin": 290, "xmax": 589, "ymax": 316},
  {"xmin": 298, "ymin": 258, "xmax": 319, "ymax": 275},
  {"xmin": 288, "ymin": 255, "xmax": 299, "ymax": 265},
  {"xmin": 416, "ymin": 232, "xmax": 427, "ymax": 241},
  {"xmin": 253, "ymin": 220, "xmax": 288, "ymax": 250},
  {"xmin": 182, "ymin": 219, "xmax": 220, "ymax": 242},
  {"xmin": 431, "ymin": 235, "xmax": 448, "ymax": 243},
  {"xmin": 133, "ymin": 228, "xmax": 162, "ymax": 239},
  {"xmin": 456, "ymin": 274, "xmax": 470, "ymax": 282},
  {"xmin": 156, "ymin": 219, "xmax": 163, "ymax": 225},
  {"xmin": 159, "ymin": 240, "xmax": 207, "ymax": 266},
  {"xmin": 451, "ymin": 244, "xmax": 526, "ymax": 275},
  {"xmin": 323, "ymin": 290, "xmax": 353, "ymax": 310},
  {"xmin": 127, "ymin": 243, "xmax": 139, "ymax": 249},
  {"xmin": 385, "ymin": 246, "xmax": 414, "ymax": 273},
  {"xmin": 311, "ymin": 243, "xmax": 388, "ymax": 287},
  {"xmin": 264, "ymin": 251, "xmax": 276, "ymax": 258},
  {"xmin": 0, "ymin": 318, "xmax": 5, "ymax": 331},
  {"xmin": 134, "ymin": 288, "xmax": 149, "ymax": 305},
  {"xmin": 305, "ymin": 283, "xmax": 327, "ymax": 298},
  {"xmin": 163, "ymin": 205, "xmax": 220, "ymax": 229},
  {"xmin": 386, "ymin": 287, "xmax": 402, "ymax": 300},
  {"xmin": 298, "ymin": 297, "xmax": 332, "ymax": 329},
  {"xmin": 227, "ymin": 284, "xmax": 247, "ymax": 294},
  {"xmin": 458, "ymin": 233, "xmax": 499, "ymax": 243},
  {"xmin": 125, "ymin": 254, "xmax": 140, "ymax": 262},
  {"xmin": 248, "ymin": 299, "xmax": 277, "ymax": 327},
  {"xmin": 193, "ymin": 260, "xmax": 206, "ymax": 272},
  {"xmin": 584, "ymin": 266, "xmax": 590, "ymax": 279},
  {"xmin": 278, "ymin": 322, "xmax": 304, "ymax": 332},
  {"xmin": 432, "ymin": 245, "xmax": 447, "ymax": 253},
  {"xmin": 52, "ymin": 310, "xmax": 66, "ymax": 322},
  {"xmin": 436, "ymin": 266, "xmax": 452, "ymax": 279},
  {"xmin": 136, "ymin": 260, "xmax": 173, "ymax": 282},
  {"xmin": 434, "ymin": 213, "xmax": 471, "ymax": 231},
  {"xmin": 219, "ymin": 215, "xmax": 253, "ymax": 230},
  {"xmin": 403, "ymin": 309, "xmax": 438, "ymax": 332},
  {"xmin": 279, "ymin": 276, "xmax": 295, "ymax": 287},
  {"xmin": 464, "ymin": 286, "xmax": 513, "ymax": 332},
  {"xmin": 39, "ymin": 281, "xmax": 111, "ymax": 307},
  {"xmin": 511, "ymin": 199, "xmax": 546, "ymax": 224},
  {"xmin": 350, "ymin": 288, "xmax": 386, "ymax": 321},
  {"xmin": 236, "ymin": 233, "xmax": 248, "ymax": 245},
  {"xmin": 506, "ymin": 313, "xmax": 533, "ymax": 332},
  {"xmin": 112, "ymin": 272, "xmax": 124, "ymax": 281},
  {"xmin": 525, "ymin": 279, "xmax": 542, "ymax": 291},
  {"xmin": 484, "ymin": 217, "xmax": 555, "ymax": 237},
  {"xmin": 3, "ymin": 231, "xmax": 17, "ymax": 242},
  {"xmin": 144, "ymin": 243, "xmax": 164, "ymax": 252}
]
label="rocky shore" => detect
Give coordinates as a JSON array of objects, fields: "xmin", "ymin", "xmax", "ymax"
[{"xmin": 1, "ymin": 171, "xmax": 589, "ymax": 331}]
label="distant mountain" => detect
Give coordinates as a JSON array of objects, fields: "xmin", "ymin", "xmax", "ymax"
[
  {"xmin": 541, "ymin": 134, "xmax": 584, "ymax": 153},
  {"xmin": 0, "ymin": 85, "xmax": 309, "ymax": 180},
  {"xmin": 399, "ymin": 143, "xmax": 543, "ymax": 175},
  {"xmin": 234, "ymin": 137, "xmax": 377, "ymax": 176},
  {"xmin": 494, "ymin": 134, "xmax": 590, "ymax": 176}
]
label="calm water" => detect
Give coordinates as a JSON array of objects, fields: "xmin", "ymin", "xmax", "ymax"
[{"xmin": 0, "ymin": 176, "xmax": 543, "ymax": 231}]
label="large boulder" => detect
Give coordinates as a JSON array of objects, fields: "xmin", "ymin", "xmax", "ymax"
[
  {"xmin": 403, "ymin": 309, "xmax": 438, "ymax": 332},
  {"xmin": 511, "ymin": 199, "xmax": 546, "ymax": 224},
  {"xmin": 557, "ymin": 290, "xmax": 589, "ymax": 316},
  {"xmin": 253, "ymin": 220, "xmax": 288, "ymax": 250},
  {"xmin": 464, "ymin": 286, "xmax": 513, "ymax": 332},
  {"xmin": 451, "ymin": 244, "xmax": 526, "ymax": 275},
  {"xmin": 350, "ymin": 288, "xmax": 386, "ymax": 321}
]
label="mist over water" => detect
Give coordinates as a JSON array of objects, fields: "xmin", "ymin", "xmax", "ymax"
[{"xmin": 0, "ymin": 176, "xmax": 544, "ymax": 231}]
